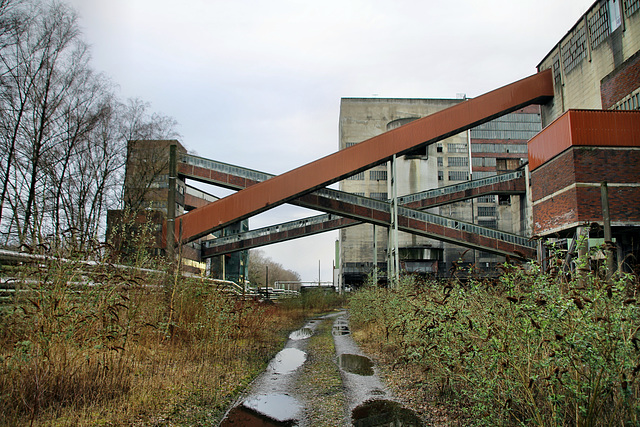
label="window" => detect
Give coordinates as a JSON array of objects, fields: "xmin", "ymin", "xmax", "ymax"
[
  {"xmin": 436, "ymin": 143, "xmax": 443, "ymax": 153},
  {"xmin": 437, "ymin": 157, "xmax": 443, "ymax": 167},
  {"xmin": 346, "ymin": 172, "xmax": 365, "ymax": 180},
  {"xmin": 474, "ymin": 171, "xmax": 498, "ymax": 179},
  {"xmin": 438, "ymin": 171, "xmax": 444, "ymax": 181},
  {"xmin": 447, "ymin": 143, "xmax": 467, "ymax": 153},
  {"xmin": 370, "ymin": 170, "xmax": 387, "ymax": 181},
  {"xmin": 499, "ymin": 195, "xmax": 511, "ymax": 205},
  {"xmin": 370, "ymin": 192, "xmax": 388, "ymax": 200},
  {"xmin": 478, "ymin": 206, "xmax": 497, "ymax": 217},
  {"xmin": 448, "ymin": 157, "xmax": 469, "ymax": 167},
  {"xmin": 478, "ymin": 195, "xmax": 495, "ymax": 204},
  {"xmin": 478, "ymin": 219, "xmax": 497, "ymax": 229},
  {"xmin": 448, "ymin": 171, "xmax": 469, "ymax": 181}
]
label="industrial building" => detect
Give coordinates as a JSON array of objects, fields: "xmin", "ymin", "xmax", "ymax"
[
  {"xmin": 107, "ymin": 1, "xmax": 639, "ymax": 288},
  {"xmin": 338, "ymin": 0, "xmax": 640, "ymax": 286},
  {"xmin": 107, "ymin": 139, "xmax": 249, "ymax": 282},
  {"xmin": 338, "ymin": 101, "xmax": 540, "ymax": 284}
]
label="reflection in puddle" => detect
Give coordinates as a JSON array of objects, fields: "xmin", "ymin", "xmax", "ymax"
[
  {"xmin": 352, "ymin": 399, "xmax": 424, "ymax": 426},
  {"xmin": 332, "ymin": 320, "xmax": 350, "ymax": 336},
  {"xmin": 268, "ymin": 348, "xmax": 307, "ymax": 374},
  {"xmin": 337, "ymin": 353, "xmax": 374, "ymax": 376},
  {"xmin": 289, "ymin": 327, "xmax": 313, "ymax": 340},
  {"xmin": 220, "ymin": 394, "xmax": 300, "ymax": 426}
]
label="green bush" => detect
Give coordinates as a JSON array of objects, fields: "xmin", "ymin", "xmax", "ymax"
[{"xmin": 349, "ymin": 264, "xmax": 640, "ymax": 426}]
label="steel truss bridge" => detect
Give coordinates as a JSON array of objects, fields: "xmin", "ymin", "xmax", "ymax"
[{"xmin": 164, "ymin": 70, "xmax": 554, "ymax": 269}]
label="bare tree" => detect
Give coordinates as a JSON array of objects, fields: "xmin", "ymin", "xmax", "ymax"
[
  {"xmin": 249, "ymin": 249, "xmax": 301, "ymax": 286},
  {"xmin": 0, "ymin": 1, "xmax": 180, "ymax": 251}
]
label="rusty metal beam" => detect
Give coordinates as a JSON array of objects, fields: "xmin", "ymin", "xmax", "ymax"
[{"xmin": 171, "ymin": 70, "xmax": 553, "ymax": 243}]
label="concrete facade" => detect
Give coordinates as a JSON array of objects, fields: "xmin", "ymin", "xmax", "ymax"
[
  {"xmin": 338, "ymin": 100, "xmax": 541, "ymax": 285},
  {"xmin": 538, "ymin": 0, "xmax": 640, "ymax": 124},
  {"xmin": 339, "ymin": 98, "xmax": 456, "ymax": 284}
]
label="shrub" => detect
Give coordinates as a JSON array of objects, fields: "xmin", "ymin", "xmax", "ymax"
[{"xmin": 349, "ymin": 262, "xmax": 640, "ymax": 425}]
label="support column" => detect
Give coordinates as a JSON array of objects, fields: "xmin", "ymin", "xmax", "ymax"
[
  {"xmin": 576, "ymin": 226, "xmax": 589, "ymax": 287},
  {"xmin": 373, "ymin": 224, "xmax": 378, "ymax": 286},
  {"xmin": 600, "ymin": 182, "xmax": 616, "ymax": 279},
  {"xmin": 387, "ymin": 154, "xmax": 399, "ymax": 287},
  {"xmin": 166, "ymin": 144, "xmax": 177, "ymax": 262}
]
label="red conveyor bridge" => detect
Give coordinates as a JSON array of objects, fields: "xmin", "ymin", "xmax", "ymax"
[{"xmin": 166, "ymin": 70, "xmax": 554, "ymax": 260}]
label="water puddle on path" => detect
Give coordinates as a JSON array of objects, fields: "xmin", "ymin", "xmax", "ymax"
[
  {"xmin": 332, "ymin": 319, "xmax": 350, "ymax": 336},
  {"xmin": 337, "ymin": 353, "xmax": 374, "ymax": 376},
  {"xmin": 352, "ymin": 399, "xmax": 424, "ymax": 426},
  {"xmin": 220, "ymin": 393, "xmax": 301, "ymax": 426},
  {"xmin": 288, "ymin": 327, "xmax": 313, "ymax": 340},
  {"xmin": 267, "ymin": 348, "xmax": 307, "ymax": 375}
]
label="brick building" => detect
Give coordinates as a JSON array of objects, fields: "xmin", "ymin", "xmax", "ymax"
[
  {"xmin": 107, "ymin": 140, "xmax": 249, "ymax": 282},
  {"xmin": 531, "ymin": 0, "xmax": 640, "ymax": 272}
]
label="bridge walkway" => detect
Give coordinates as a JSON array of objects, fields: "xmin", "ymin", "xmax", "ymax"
[
  {"xmin": 178, "ymin": 155, "xmax": 534, "ymax": 259},
  {"xmin": 169, "ymin": 71, "xmax": 552, "ymax": 245}
]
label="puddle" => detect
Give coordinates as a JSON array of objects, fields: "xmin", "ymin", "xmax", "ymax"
[
  {"xmin": 337, "ymin": 353, "xmax": 374, "ymax": 376},
  {"xmin": 267, "ymin": 348, "xmax": 306, "ymax": 374},
  {"xmin": 352, "ymin": 399, "xmax": 424, "ymax": 426},
  {"xmin": 289, "ymin": 327, "xmax": 313, "ymax": 340},
  {"xmin": 220, "ymin": 393, "xmax": 300, "ymax": 426},
  {"xmin": 332, "ymin": 320, "xmax": 350, "ymax": 336}
]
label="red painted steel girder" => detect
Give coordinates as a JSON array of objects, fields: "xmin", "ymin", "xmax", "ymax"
[{"xmin": 172, "ymin": 70, "xmax": 553, "ymax": 243}]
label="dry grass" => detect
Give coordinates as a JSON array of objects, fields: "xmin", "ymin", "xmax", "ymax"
[{"xmin": 0, "ymin": 255, "xmax": 316, "ymax": 426}]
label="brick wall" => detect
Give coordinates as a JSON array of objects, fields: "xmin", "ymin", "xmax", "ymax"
[
  {"xmin": 533, "ymin": 185, "xmax": 640, "ymax": 235},
  {"xmin": 531, "ymin": 147, "xmax": 640, "ymax": 235},
  {"xmin": 601, "ymin": 51, "xmax": 640, "ymax": 109}
]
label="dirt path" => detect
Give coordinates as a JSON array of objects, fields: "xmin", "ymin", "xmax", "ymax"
[{"xmin": 219, "ymin": 311, "xmax": 424, "ymax": 426}]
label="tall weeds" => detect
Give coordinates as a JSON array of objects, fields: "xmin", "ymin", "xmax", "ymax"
[
  {"xmin": 349, "ymin": 259, "xmax": 640, "ymax": 426},
  {"xmin": 0, "ymin": 246, "xmax": 321, "ymax": 425}
]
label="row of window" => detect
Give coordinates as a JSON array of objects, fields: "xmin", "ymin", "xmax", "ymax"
[
  {"xmin": 346, "ymin": 170, "xmax": 388, "ymax": 181},
  {"xmin": 554, "ymin": 0, "xmax": 630, "ymax": 79},
  {"xmin": 472, "ymin": 157, "xmax": 497, "ymax": 167},
  {"xmin": 471, "ymin": 143, "xmax": 528, "ymax": 154}
]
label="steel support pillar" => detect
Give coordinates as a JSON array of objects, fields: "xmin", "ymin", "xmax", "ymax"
[
  {"xmin": 166, "ymin": 144, "xmax": 177, "ymax": 262},
  {"xmin": 387, "ymin": 154, "xmax": 399, "ymax": 287}
]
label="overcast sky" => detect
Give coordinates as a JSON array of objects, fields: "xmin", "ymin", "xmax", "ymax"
[{"xmin": 64, "ymin": 0, "xmax": 593, "ymax": 282}]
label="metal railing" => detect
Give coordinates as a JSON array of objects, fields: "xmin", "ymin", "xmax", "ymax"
[
  {"xmin": 183, "ymin": 155, "xmax": 534, "ymax": 251},
  {"xmin": 181, "ymin": 154, "xmax": 273, "ymax": 183},
  {"xmin": 397, "ymin": 170, "xmax": 524, "ymax": 205}
]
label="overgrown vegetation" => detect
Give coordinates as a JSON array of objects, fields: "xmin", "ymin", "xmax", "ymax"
[
  {"xmin": 0, "ymin": 246, "xmax": 339, "ymax": 426},
  {"xmin": 349, "ymin": 258, "xmax": 640, "ymax": 426}
]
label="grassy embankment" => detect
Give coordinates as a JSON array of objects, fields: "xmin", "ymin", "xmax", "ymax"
[
  {"xmin": 349, "ymin": 260, "xmax": 640, "ymax": 426},
  {"xmin": 0, "ymin": 253, "xmax": 344, "ymax": 426}
]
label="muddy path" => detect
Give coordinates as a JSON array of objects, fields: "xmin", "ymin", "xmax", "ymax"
[{"xmin": 219, "ymin": 311, "xmax": 424, "ymax": 426}]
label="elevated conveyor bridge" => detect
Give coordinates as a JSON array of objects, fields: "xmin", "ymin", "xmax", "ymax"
[
  {"xmin": 178, "ymin": 155, "xmax": 532, "ymax": 258},
  {"xmin": 167, "ymin": 70, "xmax": 554, "ymax": 260}
]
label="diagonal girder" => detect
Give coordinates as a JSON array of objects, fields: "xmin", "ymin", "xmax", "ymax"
[{"xmin": 169, "ymin": 70, "xmax": 553, "ymax": 243}]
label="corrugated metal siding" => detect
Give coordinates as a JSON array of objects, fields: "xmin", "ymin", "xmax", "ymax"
[{"xmin": 528, "ymin": 109, "xmax": 640, "ymax": 171}]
